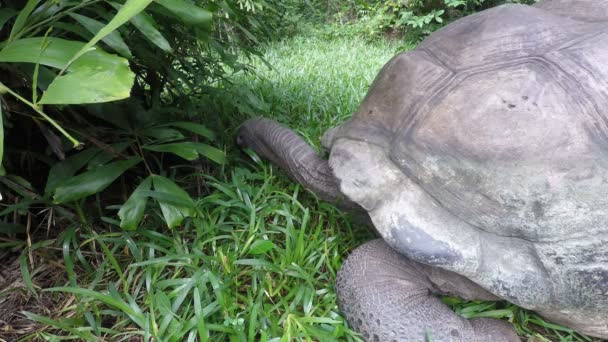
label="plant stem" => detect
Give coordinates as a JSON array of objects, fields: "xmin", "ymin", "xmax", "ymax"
[
  {"xmin": 14, "ymin": 0, "xmax": 103, "ymax": 41},
  {"xmin": 0, "ymin": 81, "xmax": 83, "ymax": 148},
  {"xmin": 135, "ymin": 137, "xmax": 154, "ymax": 175},
  {"xmin": 74, "ymin": 199, "xmax": 88, "ymax": 227}
]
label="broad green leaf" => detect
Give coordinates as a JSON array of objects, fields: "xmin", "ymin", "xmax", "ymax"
[
  {"xmin": 184, "ymin": 142, "xmax": 225, "ymax": 164},
  {"xmin": 0, "ymin": 37, "xmax": 128, "ymax": 72},
  {"xmin": 64, "ymin": 0, "xmax": 154, "ymax": 70},
  {"xmin": 39, "ymin": 63, "xmax": 134, "ymax": 104},
  {"xmin": 235, "ymin": 23, "xmax": 258, "ymax": 44},
  {"xmin": 86, "ymin": 142, "xmax": 132, "ymax": 169},
  {"xmin": 249, "ymin": 240, "xmax": 274, "ymax": 255},
  {"xmin": 155, "ymin": 0, "xmax": 212, "ymax": 26},
  {"xmin": 109, "ymin": 2, "xmax": 172, "ymax": 52},
  {"xmin": 143, "ymin": 142, "xmax": 198, "ymax": 160},
  {"xmin": 143, "ymin": 142, "xmax": 224, "ymax": 164},
  {"xmin": 151, "ymin": 175, "xmax": 195, "ymax": 228},
  {"xmin": 0, "ymin": 9, "xmax": 17, "ymax": 33},
  {"xmin": 9, "ymin": 0, "xmax": 40, "ymax": 40},
  {"xmin": 28, "ymin": 1, "xmax": 63, "ymax": 24},
  {"xmin": 129, "ymin": 11, "xmax": 172, "ymax": 52},
  {"xmin": 53, "ymin": 158, "xmax": 141, "ymax": 203},
  {"xmin": 136, "ymin": 190, "xmax": 195, "ymax": 207},
  {"xmin": 118, "ymin": 176, "xmax": 153, "ymax": 230},
  {"xmin": 45, "ymin": 148, "xmax": 101, "ymax": 195},
  {"xmin": 169, "ymin": 121, "xmax": 215, "ymax": 140},
  {"xmin": 0, "ymin": 37, "xmax": 135, "ymax": 104},
  {"xmin": 69, "ymin": 13, "xmax": 132, "ymax": 58}
]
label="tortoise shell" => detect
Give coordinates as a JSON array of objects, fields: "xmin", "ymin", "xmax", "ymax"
[{"xmin": 326, "ymin": 2, "xmax": 608, "ymax": 336}]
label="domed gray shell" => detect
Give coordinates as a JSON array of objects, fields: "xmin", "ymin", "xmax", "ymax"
[{"xmin": 327, "ymin": 2, "xmax": 608, "ymax": 337}]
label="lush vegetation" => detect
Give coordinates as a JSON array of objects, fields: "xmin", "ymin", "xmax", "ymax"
[{"xmin": 0, "ymin": 0, "xmax": 601, "ymax": 341}]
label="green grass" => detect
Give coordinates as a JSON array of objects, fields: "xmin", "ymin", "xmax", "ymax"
[
  {"xmin": 21, "ymin": 170, "xmax": 369, "ymax": 341},
  {"xmin": 12, "ymin": 34, "xmax": 392, "ymax": 342},
  {"xmin": 233, "ymin": 35, "xmax": 402, "ymax": 145},
  {"xmin": 12, "ymin": 34, "xmax": 601, "ymax": 342}
]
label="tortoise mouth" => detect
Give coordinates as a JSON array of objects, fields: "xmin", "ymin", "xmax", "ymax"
[
  {"xmin": 235, "ymin": 132, "xmax": 244, "ymax": 147},
  {"xmin": 235, "ymin": 118, "xmax": 261, "ymax": 149}
]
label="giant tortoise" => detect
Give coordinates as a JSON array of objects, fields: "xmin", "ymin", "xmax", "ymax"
[{"xmin": 237, "ymin": 0, "xmax": 608, "ymax": 340}]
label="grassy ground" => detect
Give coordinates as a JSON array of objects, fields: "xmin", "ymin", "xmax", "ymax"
[{"xmin": 2, "ymin": 34, "xmax": 602, "ymax": 341}]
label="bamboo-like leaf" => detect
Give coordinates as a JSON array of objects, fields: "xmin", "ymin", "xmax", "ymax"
[
  {"xmin": 136, "ymin": 190, "xmax": 194, "ymax": 207},
  {"xmin": 9, "ymin": 0, "xmax": 40, "ymax": 40},
  {"xmin": 184, "ymin": 142, "xmax": 225, "ymax": 164},
  {"xmin": 45, "ymin": 148, "xmax": 101, "ymax": 195},
  {"xmin": 0, "ymin": 37, "xmax": 128, "ymax": 72},
  {"xmin": 118, "ymin": 176, "xmax": 153, "ymax": 230},
  {"xmin": 63, "ymin": 0, "xmax": 154, "ymax": 71},
  {"xmin": 143, "ymin": 141, "xmax": 224, "ymax": 164},
  {"xmin": 143, "ymin": 143, "xmax": 198, "ymax": 160},
  {"xmin": 169, "ymin": 121, "xmax": 215, "ymax": 140},
  {"xmin": 69, "ymin": 13, "xmax": 132, "ymax": 58},
  {"xmin": 53, "ymin": 158, "xmax": 141, "ymax": 203},
  {"xmin": 155, "ymin": 0, "xmax": 212, "ymax": 26},
  {"xmin": 109, "ymin": 2, "xmax": 172, "ymax": 52}
]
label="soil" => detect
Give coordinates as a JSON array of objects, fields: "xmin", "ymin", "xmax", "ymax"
[{"xmin": 0, "ymin": 247, "xmax": 68, "ymax": 341}]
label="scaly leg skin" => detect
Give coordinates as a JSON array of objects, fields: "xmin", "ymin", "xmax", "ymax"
[
  {"xmin": 237, "ymin": 118, "xmax": 376, "ymax": 229},
  {"xmin": 336, "ymin": 239, "xmax": 520, "ymax": 342},
  {"xmin": 238, "ymin": 118, "xmax": 356, "ymax": 206}
]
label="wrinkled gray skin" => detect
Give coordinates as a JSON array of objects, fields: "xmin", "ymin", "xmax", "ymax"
[{"xmin": 237, "ymin": 1, "xmax": 608, "ymax": 340}]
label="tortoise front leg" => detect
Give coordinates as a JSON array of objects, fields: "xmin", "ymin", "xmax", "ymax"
[{"xmin": 336, "ymin": 239, "xmax": 520, "ymax": 342}]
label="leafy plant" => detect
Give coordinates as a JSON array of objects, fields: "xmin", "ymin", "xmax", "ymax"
[{"xmin": 0, "ymin": 0, "xmax": 290, "ymax": 231}]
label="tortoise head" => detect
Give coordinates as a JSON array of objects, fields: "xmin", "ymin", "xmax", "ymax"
[{"xmin": 236, "ymin": 118, "xmax": 284, "ymax": 166}]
